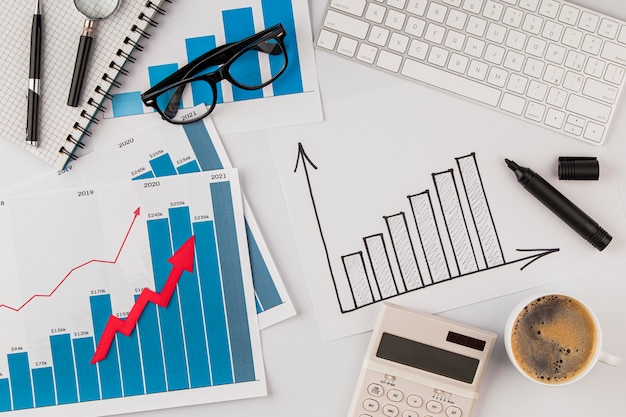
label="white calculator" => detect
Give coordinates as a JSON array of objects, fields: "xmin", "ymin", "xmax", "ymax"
[{"xmin": 347, "ymin": 303, "xmax": 496, "ymax": 417}]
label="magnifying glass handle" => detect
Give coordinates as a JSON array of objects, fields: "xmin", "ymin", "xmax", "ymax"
[{"xmin": 67, "ymin": 20, "xmax": 94, "ymax": 107}]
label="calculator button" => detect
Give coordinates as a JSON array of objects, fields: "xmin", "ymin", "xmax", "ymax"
[
  {"xmin": 363, "ymin": 398, "xmax": 380, "ymax": 412},
  {"xmin": 368, "ymin": 383, "xmax": 384, "ymax": 396},
  {"xmin": 388, "ymin": 389, "xmax": 404, "ymax": 402},
  {"xmin": 402, "ymin": 411, "xmax": 419, "ymax": 417},
  {"xmin": 383, "ymin": 404, "xmax": 400, "ymax": 417},
  {"xmin": 407, "ymin": 394, "xmax": 424, "ymax": 408},
  {"xmin": 446, "ymin": 406, "xmax": 463, "ymax": 417},
  {"xmin": 427, "ymin": 400, "xmax": 444, "ymax": 413}
]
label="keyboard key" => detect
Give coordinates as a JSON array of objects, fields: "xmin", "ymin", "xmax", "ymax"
[
  {"xmin": 447, "ymin": 9, "xmax": 468, "ymax": 29},
  {"xmin": 467, "ymin": 15, "xmax": 488, "ymax": 36},
  {"xmin": 386, "ymin": 10, "xmax": 407, "ymax": 30},
  {"xmin": 337, "ymin": 36, "xmax": 359, "ymax": 56},
  {"xmin": 601, "ymin": 42, "xmax": 626, "ymax": 65},
  {"xmin": 566, "ymin": 94, "xmax": 612, "ymax": 123},
  {"xmin": 468, "ymin": 59, "xmax": 489, "ymax": 80},
  {"xmin": 428, "ymin": 46, "xmax": 450, "ymax": 66},
  {"xmin": 604, "ymin": 63, "xmax": 625, "ymax": 84},
  {"xmin": 558, "ymin": 5, "xmax": 580, "ymax": 25},
  {"xmin": 583, "ymin": 78, "xmax": 619, "ymax": 103},
  {"xmin": 463, "ymin": 0, "xmax": 484, "ymax": 14},
  {"xmin": 579, "ymin": 12, "xmax": 600, "ymax": 32},
  {"xmin": 599, "ymin": 18, "xmax": 619, "ymax": 39},
  {"xmin": 407, "ymin": 0, "xmax": 427, "ymax": 16},
  {"xmin": 401, "ymin": 58, "xmax": 501, "ymax": 105},
  {"xmin": 584, "ymin": 122, "xmax": 605, "ymax": 142},
  {"xmin": 425, "ymin": 23, "xmax": 446, "ymax": 43},
  {"xmin": 525, "ymin": 101, "xmax": 546, "ymax": 121},
  {"xmin": 324, "ymin": 10, "xmax": 369, "ymax": 39},
  {"xmin": 427, "ymin": 3, "xmax": 448, "ymax": 23},
  {"xmin": 370, "ymin": 26, "xmax": 390, "ymax": 46},
  {"xmin": 545, "ymin": 108, "xmax": 566, "ymax": 128},
  {"xmin": 365, "ymin": 3, "xmax": 386, "ymax": 23},
  {"xmin": 330, "ymin": 0, "xmax": 366, "ymax": 17},
  {"xmin": 538, "ymin": 0, "xmax": 559, "ymax": 19},
  {"xmin": 487, "ymin": 66, "xmax": 508, "ymax": 87},
  {"xmin": 501, "ymin": 93, "xmax": 527, "ymax": 115},
  {"xmin": 357, "ymin": 43, "xmax": 378, "ymax": 63},
  {"xmin": 519, "ymin": 0, "xmax": 540, "ymax": 12},
  {"xmin": 317, "ymin": 29, "xmax": 339, "ymax": 50},
  {"xmin": 377, "ymin": 50, "xmax": 403, "ymax": 71},
  {"xmin": 405, "ymin": 16, "xmax": 427, "ymax": 36}
]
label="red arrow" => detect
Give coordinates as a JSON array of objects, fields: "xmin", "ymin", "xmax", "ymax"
[{"xmin": 91, "ymin": 235, "xmax": 196, "ymax": 364}]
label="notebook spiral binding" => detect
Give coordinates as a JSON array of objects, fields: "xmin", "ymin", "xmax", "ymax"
[{"xmin": 60, "ymin": 0, "xmax": 173, "ymax": 162}]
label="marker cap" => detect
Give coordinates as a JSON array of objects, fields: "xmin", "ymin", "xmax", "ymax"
[{"xmin": 558, "ymin": 157, "xmax": 599, "ymax": 180}]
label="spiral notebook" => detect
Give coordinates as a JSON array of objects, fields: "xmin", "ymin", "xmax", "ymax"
[{"xmin": 0, "ymin": 0, "xmax": 171, "ymax": 170}]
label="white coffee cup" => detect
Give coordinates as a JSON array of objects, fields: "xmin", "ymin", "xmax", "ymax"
[{"xmin": 504, "ymin": 293, "xmax": 620, "ymax": 386}]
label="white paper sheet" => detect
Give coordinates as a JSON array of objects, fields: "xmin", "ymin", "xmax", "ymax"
[{"xmin": 268, "ymin": 84, "xmax": 626, "ymax": 341}]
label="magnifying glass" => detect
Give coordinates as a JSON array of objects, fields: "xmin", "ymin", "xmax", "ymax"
[{"xmin": 67, "ymin": 0, "xmax": 121, "ymax": 107}]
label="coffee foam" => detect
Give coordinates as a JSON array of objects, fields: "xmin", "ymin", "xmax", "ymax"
[{"xmin": 510, "ymin": 295, "xmax": 598, "ymax": 384}]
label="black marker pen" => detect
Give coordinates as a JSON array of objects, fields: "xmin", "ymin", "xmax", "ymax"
[{"xmin": 505, "ymin": 159, "xmax": 612, "ymax": 251}]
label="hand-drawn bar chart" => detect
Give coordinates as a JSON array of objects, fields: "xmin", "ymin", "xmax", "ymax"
[
  {"xmin": 0, "ymin": 171, "xmax": 264, "ymax": 415},
  {"xmin": 295, "ymin": 147, "xmax": 554, "ymax": 314},
  {"xmin": 110, "ymin": 0, "xmax": 303, "ymax": 118}
]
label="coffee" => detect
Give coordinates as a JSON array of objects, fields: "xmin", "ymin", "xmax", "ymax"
[{"xmin": 509, "ymin": 294, "xmax": 598, "ymax": 384}]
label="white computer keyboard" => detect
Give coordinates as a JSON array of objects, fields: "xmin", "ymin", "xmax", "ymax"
[{"xmin": 315, "ymin": 0, "xmax": 626, "ymax": 145}]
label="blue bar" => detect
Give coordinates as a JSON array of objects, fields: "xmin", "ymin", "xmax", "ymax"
[
  {"xmin": 261, "ymin": 0, "xmax": 303, "ymax": 96},
  {"xmin": 0, "ymin": 379, "xmax": 11, "ymax": 411},
  {"xmin": 32, "ymin": 367, "xmax": 55, "ymax": 407},
  {"xmin": 90, "ymin": 294, "xmax": 123, "ymax": 399},
  {"xmin": 211, "ymin": 181, "xmax": 256, "ymax": 382},
  {"xmin": 246, "ymin": 221, "xmax": 283, "ymax": 312},
  {"xmin": 72, "ymin": 337, "xmax": 100, "ymax": 402},
  {"xmin": 148, "ymin": 63, "xmax": 181, "ymax": 113},
  {"xmin": 135, "ymin": 294, "xmax": 167, "ymax": 394},
  {"xmin": 223, "ymin": 8, "xmax": 264, "ymax": 101},
  {"xmin": 177, "ymin": 160, "xmax": 201, "ymax": 174},
  {"xmin": 185, "ymin": 36, "xmax": 223, "ymax": 105},
  {"xmin": 150, "ymin": 154, "xmax": 177, "ymax": 177},
  {"xmin": 148, "ymin": 63, "xmax": 179, "ymax": 87},
  {"xmin": 169, "ymin": 207, "xmax": 211, "ymax": 387},
  {"xmin": 7, "ymin": 352, "xmax": 33, "ymax": 410},
  {"xmin": 117, "ymin": 323, "xmax": 144, "ymax": 396},
  {"xmin": 147, "ymin": 218, "xmax": 189, "ymax": 390},
  {"xmin": 50, "ymin": 334, "xmax": 78, "ymax": 404},
  {"xmin": 193, "ymin": 220, "xmax": 233, "ymax": 385},
  {"xmin": 111, "ymin": 91, "xmax": 145, "ymax": 117},
  {"xmin": 182, "ymin": 122, "xmax": 224, "ymax": 171},
  {"xmin": 133, "ymin": 171, "xmax": 155, "ymax": 180}
]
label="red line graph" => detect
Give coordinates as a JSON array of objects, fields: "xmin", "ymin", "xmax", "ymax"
[
  {"xmin": 0, "ymin": 207, "xmax": 141, "ymax": 313},
  {"xmin": 91, "ymin": 236, "xmax": 195, "ymax": 364}
]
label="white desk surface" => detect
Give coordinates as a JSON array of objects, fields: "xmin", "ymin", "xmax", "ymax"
[{"xmin": 1, "ymin": 1, "xmax": 625, "ymax": 416}]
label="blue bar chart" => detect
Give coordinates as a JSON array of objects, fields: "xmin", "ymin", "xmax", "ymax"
[
  {"xmin": 129, "ymin": 121, "xmax": 286, "ymax": 317},
  {"xmin": 110, "ymin": 0, "xmax": 304, "ymax": 119},
  {"xmin": 0, "ymin": 171, "xmax": 265, "ymax": 415}
]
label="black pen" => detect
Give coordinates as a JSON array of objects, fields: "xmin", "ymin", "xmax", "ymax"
[
  {"xmin": 505, "ymin": 159, "xmax": 612, "ymax": 251},
  {"xmin": 26, "ymin": 0, "xmax": 42, "ymax": 147}
]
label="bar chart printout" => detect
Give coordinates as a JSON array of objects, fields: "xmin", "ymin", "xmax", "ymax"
[
  {"xmin": 106, "ymin": 0, "xmax": 322, "ymax": 133},
  {"xmin": 0, "ymin": 170, "xmax": 265, "ymax": 416}
]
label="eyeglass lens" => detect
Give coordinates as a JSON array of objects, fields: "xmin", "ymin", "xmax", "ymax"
[{"xmin": 155, "ymin": 37, "xmax": 286, "ymax": 123}]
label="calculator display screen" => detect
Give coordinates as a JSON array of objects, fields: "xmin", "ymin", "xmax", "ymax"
[{"xmin": 376, "ymin": 333, "xmax": 479, "ymax": 384}]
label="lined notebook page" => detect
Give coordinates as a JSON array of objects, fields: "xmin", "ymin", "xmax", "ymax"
[{"xmin": 0, "ymin": 0, "xmax": 168, "ymax": 169}]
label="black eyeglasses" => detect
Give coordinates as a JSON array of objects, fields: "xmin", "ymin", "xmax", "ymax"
[{"xmin": 141, "ymin": 24, "xmax": 288, "ymax": 124}]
